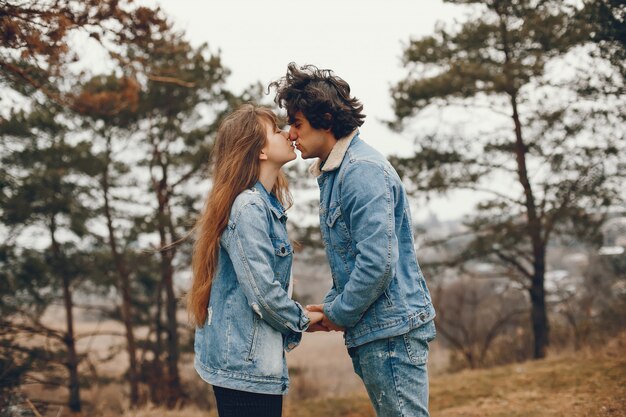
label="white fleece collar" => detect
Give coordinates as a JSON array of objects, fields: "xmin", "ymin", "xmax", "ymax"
[{"xmin": 308, "ymin": 130, "xmax": 358, "ymax": 177}]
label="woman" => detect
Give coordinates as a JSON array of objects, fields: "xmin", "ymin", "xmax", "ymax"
[{"xmin": 188, "ymin": 104, "xmax": 323, "ymax": 417}]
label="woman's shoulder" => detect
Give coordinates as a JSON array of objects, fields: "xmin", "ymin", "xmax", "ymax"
[{"xmin": 229, "ymin": 188, "xmax": 270, "ymax": 223}]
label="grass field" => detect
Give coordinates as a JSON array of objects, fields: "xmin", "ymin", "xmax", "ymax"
[
  {"xmin": 19, "ymin": 313, "xmax": 625, "ymax": 417},
  {"xmin": 113, "ymin": 333, "xmax": 626, "ymax": 417}
]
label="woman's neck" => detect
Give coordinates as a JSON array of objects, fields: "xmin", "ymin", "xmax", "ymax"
[{"xmin": 258, "ymin": 164, "xmax": 279, "ymax": 194}]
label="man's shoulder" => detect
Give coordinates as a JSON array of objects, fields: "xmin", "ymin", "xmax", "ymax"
[
  {"xmin": 341, "ymin": 140, "xmax": 394, "ymax": 176},
  {"xmin": 333, "ymin": 140, "xmax": 406, "ymax": 198},
  {"xmin": 346, "ymin": 136, "xmax": 384, "ymax": 160}
]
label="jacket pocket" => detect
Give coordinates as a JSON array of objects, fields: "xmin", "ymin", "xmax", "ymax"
[
  {"xmin": 246, "ymin": 315, "xmax": 260, "ymax": 362},
  {"xmin": 383, "ymin": 289, "xmax": 393, "ymax": 307},
  {"xmin": 326, "ymin": 205, "xmax": 351, "ymax": 253},
  {"xmin": 326, "ymin": 205, "xmax": 342, "ymax": 228},
  {"xmin": 273, "ymin": 239, "xmax": 293, "ymax": 257}
]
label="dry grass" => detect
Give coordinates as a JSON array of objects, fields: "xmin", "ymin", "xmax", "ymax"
[
  {"xmin": 107, "ymin": 334, "xmax": 626, "ymax": 417},
  {"xmin": 286, "ymin": 331, "xmax": 364, "ymax": 399},
  {"xmin": 428, "ymin": 335, "xmax": 626, "ymax": 417},
  {"xmin": 282, "ymin": 334, "xmax": 626, "ymax": 417},
  {"xmin": 17, "ymin": 311, "xmax": 626, "ymax": 417}
]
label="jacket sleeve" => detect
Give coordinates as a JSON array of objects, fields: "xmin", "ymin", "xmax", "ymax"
[
  {"xmin": 323, "ymin": 162, "xmax": 398, "ymax": 328},
  {"xmin": 322, "ymin": 286, "xmax": 338, "ymax": 304},
  {"xmin": 224, "ymin": 202, "xmax": 310, "ymax": 340}
]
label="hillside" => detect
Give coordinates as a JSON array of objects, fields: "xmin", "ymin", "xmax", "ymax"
[{"xmin": 118, "ymin": 334, "xmax": 625, "ymax": 417}]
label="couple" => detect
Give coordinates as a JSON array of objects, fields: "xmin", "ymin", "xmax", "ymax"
[{"xmin": 188, "ymin": 64, "xmax": 436, "ymax": 417}]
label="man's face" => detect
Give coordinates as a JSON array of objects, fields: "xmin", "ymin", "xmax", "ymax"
[{"xmin": 288, "ymin": 112, "xmax": 335, "ymax": 160}]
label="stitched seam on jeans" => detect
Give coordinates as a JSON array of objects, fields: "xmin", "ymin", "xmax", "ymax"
[{"xmin": 388, "ymin": 338, "xmax": 406, "ymax": 417}]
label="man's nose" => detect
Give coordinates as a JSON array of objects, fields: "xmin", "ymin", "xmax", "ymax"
[{"xmin": 288, "ymin": 126, "xmax": 297, "ymax": 141}]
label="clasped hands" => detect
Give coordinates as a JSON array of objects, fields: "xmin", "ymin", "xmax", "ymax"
[{"xmin": 305, "ymin": 304, "xmax": 344, "ymax": 332}]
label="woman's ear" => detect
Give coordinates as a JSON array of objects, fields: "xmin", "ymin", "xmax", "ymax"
[{"xmin": 259, "ymin": 150, "xmax": 268, "ymax": 161}]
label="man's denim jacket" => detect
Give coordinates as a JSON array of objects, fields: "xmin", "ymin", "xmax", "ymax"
[
  {"xmin": 313, "ymin": 131, "xmax": 436, "ymax": 348},
  {"xmin": 194, "ymin": 181, "xmax": 310, "ymax": 395}
]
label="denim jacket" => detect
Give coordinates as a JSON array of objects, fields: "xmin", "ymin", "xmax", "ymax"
[
  {"xmin": 194, "ymin": 181, "xmax": 310, "ymax": 395},
  {"xmin": 312, "ymin": 131, "xmax": 436, "ymax": 348}
]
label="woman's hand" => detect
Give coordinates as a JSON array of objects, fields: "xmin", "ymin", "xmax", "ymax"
[
  {"xmin": 306, "ymin": 310, "xmax": 324, "ymax": 324},
  {"xmin": 305, "ymin": 309, "xmax": 328, "ymax": 332},
  {"xmin": 306, "ymin": 304, "xmax": 344, "ymax": 332}
]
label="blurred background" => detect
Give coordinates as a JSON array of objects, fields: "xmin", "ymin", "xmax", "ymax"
[{"xmin": 1, "ymin": 0, "xmax": 624, "ymax": 416}]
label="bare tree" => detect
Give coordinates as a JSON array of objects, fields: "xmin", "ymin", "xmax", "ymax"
[{"xmin": 434, "ymin": 274, "xmax": 528, "ymax": 369}]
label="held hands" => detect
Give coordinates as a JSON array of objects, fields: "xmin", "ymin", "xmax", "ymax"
[
  {"xmin": 304, "ymin": 309, "xmax": 327, "ymax": 332},
  {"xmin": 305, "ymin": 304, "xmax": 345, "ymax": 333}
]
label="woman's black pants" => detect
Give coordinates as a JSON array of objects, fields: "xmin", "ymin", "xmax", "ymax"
[{"xmin": 212, "ymin": 385, "xmax": 283, "ymax": 417}]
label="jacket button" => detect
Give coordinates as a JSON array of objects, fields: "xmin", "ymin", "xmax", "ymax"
[{"xmin": 281, "ymin": 247, "xmax": 286, "ymax": 254}]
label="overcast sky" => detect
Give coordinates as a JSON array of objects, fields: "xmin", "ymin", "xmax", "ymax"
[
  {"xmin": 154, "ymin": 0, "xmax": 478, "ymax": 220},
  {"xmin": 157, "ymin": 0, "xmax": 467, "ymax": 150}
]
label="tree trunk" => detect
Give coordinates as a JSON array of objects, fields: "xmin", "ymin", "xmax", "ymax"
[
  {"xmin": 529, "ymin": 268, "xmax": 549, "ymax": 358},
  {"xmin": 157, "ymin": 186, "xmax": 183, "ymax": 406},
  {"xmin": 50, "ymin": 218, "xmax": 81, "ymax": 412},
  {"xmin": 147, "ymin": 143, "xmax": 184, "ymax": 407},
  {"xmin": 498, "ymin": 7, "xmax": 549, "ymax": 359},
  {"xmin": 151, "ymin": 150, "xmax": 183, "ymax": 407},
  {"xmin": 162, "ymin": 252, "xmax": 182, "ymax": 408},
  {"xmin": 510, "ymin": 92, "xmax": 549, "ymax": 359},
  {"xmin": 150, "ymin": 286, "xmax": 166, "ymax": 405},
  {"xmin": 101, "ymin": 143, "xmax": 140, "ymax": 406}
]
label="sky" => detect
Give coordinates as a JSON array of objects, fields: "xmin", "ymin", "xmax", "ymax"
[
  {"xmin": 154, "ymin": 0, "xmax": 481, "ymax": 221},
  {"xmin": 155, "ymin": 0, "xmax": 467, "ymax": 153}
]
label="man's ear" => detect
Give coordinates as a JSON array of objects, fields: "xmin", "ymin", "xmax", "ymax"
[{"xmin": 322, "ymin": 113, "xmax": 333, "ymax": 132}]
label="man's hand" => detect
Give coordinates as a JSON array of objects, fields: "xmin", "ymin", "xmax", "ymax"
[
  {"xmin": 306, "ymin": 304, "xmax": 345, "ymax": 332},
  {"xmin": 305, "ymin": 309, "xmax": 328, "ymax": 332}
]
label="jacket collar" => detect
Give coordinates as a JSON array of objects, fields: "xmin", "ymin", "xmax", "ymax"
[
  {"xmin": 308, "ymin": 129, "xmax": 359, "ymax": 177},
  {"xmin": 251, "ymin": 180, "xmax": 287, "ymax": 220}
]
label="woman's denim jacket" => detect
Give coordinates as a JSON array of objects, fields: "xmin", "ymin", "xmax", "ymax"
[
  {"xmin": 312, "ymin": 131, "xmax": 436, "ymax": 348},
  {"xmin": 194, "ymin": 182, "xmax": 310, "ymax": 395}
]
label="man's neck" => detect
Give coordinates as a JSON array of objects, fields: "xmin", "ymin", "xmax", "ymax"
[{"xmin": 319, "ymin": 135, "xmax": 338, "ymax": 163}]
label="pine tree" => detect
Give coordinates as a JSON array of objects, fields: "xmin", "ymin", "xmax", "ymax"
[
  {"xmin": 391, "ymin": 0, "xmax": 625, "ymax": 358},
  {"xmin": 0, "ymin": 104, "xmax": 103, "ymax": 411}
]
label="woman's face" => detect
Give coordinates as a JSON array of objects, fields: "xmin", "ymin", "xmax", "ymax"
[{"xmin": 261, "ymin": 119, "xmax": 297, "ymax": 166}]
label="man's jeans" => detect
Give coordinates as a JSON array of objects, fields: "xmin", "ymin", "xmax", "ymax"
[{"xmin": 348, "ymin": 320, "xmax": 436, "ymax": 417}]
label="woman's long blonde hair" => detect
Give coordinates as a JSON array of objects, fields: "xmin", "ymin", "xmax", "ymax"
[{"xmin": 188, "ymin": 104, "xmax": 292, "ymax": 326}]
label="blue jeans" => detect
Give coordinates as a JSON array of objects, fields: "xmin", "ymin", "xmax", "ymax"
[{"xmin": 348, "ymin": 320, "xmax": 436, "ymax": 417}]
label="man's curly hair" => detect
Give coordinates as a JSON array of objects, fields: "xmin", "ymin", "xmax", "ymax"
[{"xmin": 269, "ymin": 63, "xmax": 366, "ymax": 139}]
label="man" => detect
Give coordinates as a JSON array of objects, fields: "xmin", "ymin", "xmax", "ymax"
[{"xmin": 270, "ymin": 63, "xmax": 437, "ymax": 417}]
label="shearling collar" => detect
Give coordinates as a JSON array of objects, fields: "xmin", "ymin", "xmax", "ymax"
[{"xmin": 308, "ymin": 130, "xmax": 359, "ymax": 177}]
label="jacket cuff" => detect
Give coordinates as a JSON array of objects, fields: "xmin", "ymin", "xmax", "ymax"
[
  {"xmin": 323, "ymin": 301, "xmax": 345, "ymax": 328},
  {"xmin": 284, "ymin": 331, "xmax": 303, "ymax": 352},
  {"xmin": 295, "ymin": 301, "xmax": 311, "ymax": 330},
  {"xmin": 322, "ymin": 288, "xmax": 338, "ymax": 305}
]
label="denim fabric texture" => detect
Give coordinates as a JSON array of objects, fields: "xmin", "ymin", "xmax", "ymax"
[
  {"xmin": 194, "ymin": 181, "xmax": 310, "ymax": 395},
  {"xmin": 349, "ymin": 320, "xmax": 436, "ymax": 417},
  {"xmin": 314, "ymin": 131, "xmax": 437, "ymax": 416},
  {"xmin": 314, "ymin": 131, "xmax": 436, "ymax": 348}
]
